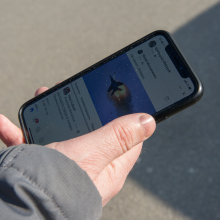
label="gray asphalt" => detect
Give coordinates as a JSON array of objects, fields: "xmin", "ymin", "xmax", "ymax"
[{"xmin": 0, "ymin": 1, "xmax": 220, "ymax": 219}]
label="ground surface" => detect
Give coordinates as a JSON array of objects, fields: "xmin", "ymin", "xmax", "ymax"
[{"xmin": 0, "ymin": 1, "xmax": 220, "ymax": 219}]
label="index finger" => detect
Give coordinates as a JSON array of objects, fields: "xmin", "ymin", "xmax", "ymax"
[{"xmin": 0, "ymin": 115, "xmax": 25, "ymax": 147}]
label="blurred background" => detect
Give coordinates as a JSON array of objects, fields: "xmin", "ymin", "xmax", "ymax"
[{"xmin": 0, "ymin": 1, "xmax": 220, "ymax": 219}]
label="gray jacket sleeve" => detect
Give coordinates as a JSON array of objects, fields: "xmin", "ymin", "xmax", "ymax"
[{"xmin": 0, "ymin": 144, "xmax": 102, "ymax": 220}]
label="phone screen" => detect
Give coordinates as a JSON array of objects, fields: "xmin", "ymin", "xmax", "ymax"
[{"xmin": 21, "ymin": 33, "xmax": 195, "ymax": 145}]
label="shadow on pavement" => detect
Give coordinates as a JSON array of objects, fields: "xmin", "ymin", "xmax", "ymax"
[{"xmin": 129, "ymin": 3, "xmax": 220, "ymax": 220}]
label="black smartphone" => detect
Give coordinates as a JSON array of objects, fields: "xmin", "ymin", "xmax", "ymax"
[{"xmin": 19, "ymin": 30, "xmax": 203, "ymax": 145}]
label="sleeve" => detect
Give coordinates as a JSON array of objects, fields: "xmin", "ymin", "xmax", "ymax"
[{"xmin": 0, "ymin": 144, "xmax": 102, "ymax": 220}]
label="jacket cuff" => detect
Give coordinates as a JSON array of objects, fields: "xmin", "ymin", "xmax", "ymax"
[{"xmin": 0, "ymin": 144, "xmax": 102, "ymax": 220}]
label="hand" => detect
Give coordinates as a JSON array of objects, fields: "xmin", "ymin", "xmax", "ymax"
[{"xmin": 0, "ymin": 86, "xmax": 156, "ymax": 206}]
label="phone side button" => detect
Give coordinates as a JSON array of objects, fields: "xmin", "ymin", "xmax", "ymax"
[{"xmin": 156, "ymin": 117, "xmax": 168, "ymax": 123}]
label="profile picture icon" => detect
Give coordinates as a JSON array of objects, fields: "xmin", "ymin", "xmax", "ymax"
[
  {"xmin": 63, "ymin": 87, "xmax": 70, "ymax": 95},
  {"xmin": 149, "ymin": 40, "xmax": 157, "ymax": 48},
  {"xmin": 33, "ymin": 117, "xmax": 39, "ymax": 123}
]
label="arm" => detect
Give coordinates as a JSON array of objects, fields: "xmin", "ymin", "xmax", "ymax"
[{"xmin": 0, "ymin": 144, "xmax": 102, "ymax": 220}]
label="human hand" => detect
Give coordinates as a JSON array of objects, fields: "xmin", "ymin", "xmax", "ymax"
[{"xmin": 0, "ymin": 86, "xmax": 156, "ymax": 206}]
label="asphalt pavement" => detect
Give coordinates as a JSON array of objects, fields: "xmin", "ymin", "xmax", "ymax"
[{"xmin": 0, "ymin": 1, "xmax": 220, "ymax": 219}]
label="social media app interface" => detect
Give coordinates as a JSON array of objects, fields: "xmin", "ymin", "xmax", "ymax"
[{"xmin": 23, "ymin": 35, "xmax": 194, "ymax": 145}]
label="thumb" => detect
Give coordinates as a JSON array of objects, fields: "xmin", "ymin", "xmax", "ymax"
[{"xmin": 47, "ymin": 113, "xmax": 156, "ymax": 180}]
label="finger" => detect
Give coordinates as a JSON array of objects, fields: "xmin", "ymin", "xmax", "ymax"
[
  {"xmin": 34, "ymin": 82, "xmax": 62, "ymax": 97},
  {"xmin": 0, "ymin": 114, "xmax": 25, "ymax": 147},
  {"xmin": 55, "ymin": 81, "xmax": 62, "ymax": 85},
  {"xmin": 93, "ymin": 143, "xmax": 143, "ymax": 206},
  {"xmin": 48, "ymin": 113, "xmax": 156, "ymax": 179},
  {"xmin": 34, "ymin": 87, "xmax": 49, "ymax": 97}
]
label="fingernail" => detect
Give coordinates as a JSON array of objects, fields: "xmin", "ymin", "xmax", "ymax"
[{"xmin": 139, "ymin": 114, "xmax": 154, "ymax": 137}]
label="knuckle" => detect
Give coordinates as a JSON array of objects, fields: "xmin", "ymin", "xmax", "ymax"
[
  {"xmin": 77, "ymin": 153, "xmax": 103, "ymax": 179},
  {"xmin": 112, "ymin": 123, "xmax": 134, "ymax": 154},
  {"xmin": 105, "ymin": 164, "xmax": 125, "ymax": 196}
]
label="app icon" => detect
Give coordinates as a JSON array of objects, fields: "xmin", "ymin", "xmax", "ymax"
[
  {"xmin": 63, "ymin": 87, "xmax": 70, "ymax": 95},
  {"xmin": 164, "ymin": 96, "xmax": 170, "ymax": 101},
  {"xmin": 33, "ymin": 117, "xmax": 39, "ymax": 123},
  {"xmin": 35, "ymin": 127, "xmax": 41, "ymax": 132},
  {"xmin": 39, "ymin": 137, "xmax": 44, "ymax": 144},
  {"xmin": 149, "ymin": 40, "xmax": 156, "ymax": 48},
  {"xmin": 30, "ymin": 108, "xmax": 34, "ymax": 112}
]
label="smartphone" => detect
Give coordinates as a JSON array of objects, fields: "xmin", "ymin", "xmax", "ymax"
[{"xmin": 19, "ymin": 30, "xmax": 203, "ymax": 145}]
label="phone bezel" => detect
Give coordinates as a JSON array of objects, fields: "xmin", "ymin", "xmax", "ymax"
[{"xmin": 18, "ymin": 30, "xmax": 204, "ymax": 143}]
